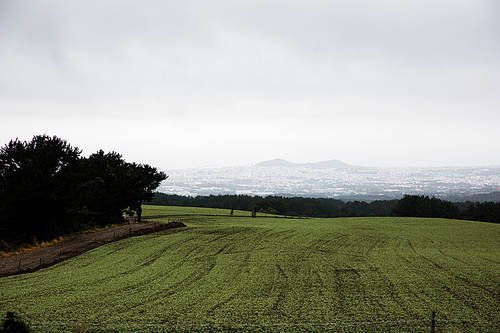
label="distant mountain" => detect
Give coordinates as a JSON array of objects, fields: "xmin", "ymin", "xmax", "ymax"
[
  {"xmin": 255, "ymin": 158, "xmax": 297, "ymax": 167},
  {"xmin": 305, "ymin": 159, "xmax": 354, "ymax": 169},
  {"xmin": 256, "ymin": 158, "xmax": 364, "ymax": 169}
]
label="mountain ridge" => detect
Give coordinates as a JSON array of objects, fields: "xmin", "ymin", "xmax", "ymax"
[{"xmin": 256, "ymin": 158, "xmax": 365, "ymax": 169}]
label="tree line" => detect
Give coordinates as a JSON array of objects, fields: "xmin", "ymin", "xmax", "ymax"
[
  {"xmin": 147, "ymin": 192, "xmax": 500, "ymax": 224},
  {"xmin": 147, "ymin": 193, "xmax": 398, "ymax": 217},
  {"xmin": 391, "ymin": 194, "xmax": 500, "ymax": 223},
  {"xmin": 0, "ymin": 135, "xmax": 167, "ymax": 250}
]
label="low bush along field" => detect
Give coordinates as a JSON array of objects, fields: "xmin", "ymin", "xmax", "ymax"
[{"xmin": 1, "ymin": 205, "xmax": 499, "ymax": 325}]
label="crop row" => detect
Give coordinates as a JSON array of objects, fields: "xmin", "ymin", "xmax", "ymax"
[{"xmin": 1, "ymin": 208, "xmax": 499, "ymax": 324}]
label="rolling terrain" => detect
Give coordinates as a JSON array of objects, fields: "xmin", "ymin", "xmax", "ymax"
[{"xmin": 1, "ymin": 206, "xmax": 499, "ymax": 326}]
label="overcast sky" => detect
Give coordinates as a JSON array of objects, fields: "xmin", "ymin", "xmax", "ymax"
[{"xmin": 1, "ymin": 1, "xmax": 499, "ymax": 169}]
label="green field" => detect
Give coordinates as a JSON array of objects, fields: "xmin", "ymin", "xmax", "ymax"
[{"xmin": 1, "ymin": 206, "xmax": 499, "ymax": 326}]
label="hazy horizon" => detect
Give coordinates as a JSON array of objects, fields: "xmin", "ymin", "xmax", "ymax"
[
  {"xmin": 164, "ymin": 157, "xmax": 500, "ymax": 171},
  {"xmin": 1, "ymin": 1, "xmax": 499, "ymax": 170}
]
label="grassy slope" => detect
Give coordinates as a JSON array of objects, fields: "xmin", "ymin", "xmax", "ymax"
[{"xmin": 1, "ymin": 206, "xmax": 499, "ymax": 324}]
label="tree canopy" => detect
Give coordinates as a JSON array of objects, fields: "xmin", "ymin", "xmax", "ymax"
[
  {"xmin": 147, "ymin": 192, "xmax": 500, "ymax": 224},
  {"xmin": 0, "ymin": 135, "xmax": 167, "ymax": 250},
  {"xmin": 389, "ymin": 195, "xmax": 461, "ymax": 219}
]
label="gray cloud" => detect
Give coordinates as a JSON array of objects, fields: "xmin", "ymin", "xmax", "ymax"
[{"xmin": 1, "ymin": 0, "xmax": 499, "ymax": 168}]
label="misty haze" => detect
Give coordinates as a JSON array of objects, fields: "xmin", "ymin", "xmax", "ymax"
[
  {"xmin": 160, "ymin": 158, "xmax": 500, "ymax": 201},
  {"xmin": 1, "ymin": 1, "xmax": 500, "ymax": 329}
]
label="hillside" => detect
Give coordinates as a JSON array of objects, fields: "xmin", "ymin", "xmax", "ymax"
[
  {"xmin": 1, "ymin": 206, "xmax": 499, "ymax": 327},
  {"xmin": 256, "ymin": 158, "xmax": 362, "ymax": 169}
]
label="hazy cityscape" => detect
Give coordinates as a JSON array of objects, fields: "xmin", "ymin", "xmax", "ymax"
[{"xmin": 159, "ymin": 159, "xmax": 500, "ymax": 201}]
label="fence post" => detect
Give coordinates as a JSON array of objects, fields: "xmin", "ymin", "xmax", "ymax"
[
  {"xmin": 18, "ymin": 259, "xmax": 21, "ymax": 272},
  {"xmin": 431, "ymin": 311, "xmax": 436, "ymax": 333},
  {"xmin": 59, "ymin": 250, "xmax": 61, "ymax": 260},
  {"xmin": 39, "ymin": 257, "xmax": 42, "ymax": 266},
  {"xmin": 129, "ymin": 224, "xmax": 132, "ymax": 235}
]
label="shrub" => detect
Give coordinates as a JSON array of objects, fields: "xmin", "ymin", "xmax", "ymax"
[{"xmin": 1, "ymin": 312, "xmax": 30, "ymax": 333}]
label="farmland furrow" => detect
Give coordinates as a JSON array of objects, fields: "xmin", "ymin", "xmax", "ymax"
[{"xmin": 1, "ymin": 213, "xmax": 499, "ymax": 324}]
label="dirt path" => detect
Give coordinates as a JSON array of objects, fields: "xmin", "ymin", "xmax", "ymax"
[{"xmin": 0, "ymin": 217, "xmax": 185, "ymax": 278}]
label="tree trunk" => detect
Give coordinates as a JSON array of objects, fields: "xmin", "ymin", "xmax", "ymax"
[{"xmin": 137, "ymin": 203, "xmax": 142, "ymax": 222}]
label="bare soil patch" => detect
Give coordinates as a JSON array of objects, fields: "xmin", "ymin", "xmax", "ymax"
[{"xmin": 0, "ymin": 217, "xmax": 185, "ymax": 277}]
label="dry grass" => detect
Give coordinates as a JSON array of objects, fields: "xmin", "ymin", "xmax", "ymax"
[
  {"xmin": 0, "ymin": 236, "xmax": 71, "ymax": 258},
  {"xmin": 0, "ymin": 223, "xmax": 130, "ymax": 258}
]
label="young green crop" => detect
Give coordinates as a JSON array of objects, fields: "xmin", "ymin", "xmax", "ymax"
[
  {"xmin": 140, "ymin": 205, "xmax": 265, "ymax": 217},
  {"xmin": 1, "ymin": 207, "xmax": 499, "ymax": 325}
]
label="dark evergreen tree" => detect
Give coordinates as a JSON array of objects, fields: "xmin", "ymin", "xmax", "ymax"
[
  {"xmin": 125, "ymin": 163, "xmax": 168, "ymax": 222},
  {"xmin": 0, "ymin": 135, "xmax": 82, "ymax": 247},
  {"xmin": 462, "ymin": 201, "xmax": 500, "ymax": 223},
  {"xmin": 76, "ymin": 150, "xmax": 131, "ymax": 227},
  {"xmin": 0, "ymin": 135, "xmax": 168, "ymax": 249},
  {"xmin": 76, "ymin": 152, "xmax": 168, "ymax": 225},
  {"xmin": 390, "ymin": 195, "xmax": 460, "ymax": 219}
]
